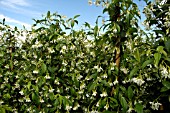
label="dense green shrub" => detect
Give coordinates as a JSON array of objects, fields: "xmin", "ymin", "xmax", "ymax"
[{"xmin": 0, "ymin": 0, "xmax": 170, "ymax": 113}]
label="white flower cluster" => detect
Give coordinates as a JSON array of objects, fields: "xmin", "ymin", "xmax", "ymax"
[
  {"xmin": 131, "ymin": 77, "xmax": 145, "ymax": 86},
  {"xmin": 149, "ymin": 101, "xmax": 162, "ymax": 110},
  {"xmin": 160, "ymin": 66, "xmax": 170, "ymax": 79}
]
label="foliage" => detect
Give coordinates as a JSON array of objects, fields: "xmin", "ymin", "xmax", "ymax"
[{"xmin": 0, "ymin": 0, "xmax": 170, "ymax": 113}]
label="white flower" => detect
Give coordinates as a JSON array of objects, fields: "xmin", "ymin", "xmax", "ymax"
[
  {"xmin": 66, "ymin": 104, "xmax": 72, "ymax": 111},
  {"xmin": 94, "ymin": 65, "xmax": 103, "ymax": 72},
  {"xmin": 127, "ymin": 107, "xmax": 133, "ymax": 113},
  {"xmin": 25, "ymin": 97, "xmax": 31, "ymax": 102},
  {"xmin": 80, "ymin": 83, "xmax": 86, "ymax": 90},
  {"xmin": 18, "ymin": 98, "xmax": 24, "ymax": 102},
  {"xmin": 100, "ymin": 91, "xmax": 107, "ymax": 97},
  {"xmin": 48, "ymin": 47, "xmax": 55, "ymax": 53},
  {"xmin": 92, "ymin": 90, "xmax": 97, "ymax": 96},
  {"xmin": 0, "ymin": 100, "xmax": 4, "ymax": 104},
  {"xmin": 49, "ymin": 88, "xmax": 54, "ymax": 93},
  {"xmin": 149, "ymin": 102, "xmax": 162, "ymax": 110},
  {"xmin": 77, "ymin": 74, "xmax": 83, "ymax": 80},
  {"xmin": 40, "ymin": 98, "xmax": 44, "ymax": 103},
  {"xmin": 47, "ymin": 104, "xmax": 52, "ymax": 107},
  {"xmin": 62, "ymin": 45, "xmax": 67, "ymax": 50},
  {"xmin": 109, "ymin": 81, "xmax": 113, "ymax": 86},
  {"xmin": 110, "ymin": 62, "xmax": 116, "ymax": 70},
  {"xmin": 78, "ymin": 90, "xmax": 83, "ymax": 94},
  {"xmin": 104, "ymin": 104, "xmax": 109, "ymax": 110},
  {"xmin": 113, "ymin": 78, "xmax": 119, "ymax": 85},
  {"xmin": 160, "ymin": 66, "xmax": 170, "ymax": 79},
  {"xmin": 54, "ymin": 79, "xmax": 60, "ymax": 85},
  {"xmin": 121, "ymin": 67, "xmax": 128, "ymax": 74},
  {"xmin": 102, "ymin": 73, "xmax": 107, "ymax": 78},
  {"xmin": 96, "ymin": 101, "xmax": 100, "ymax": 107},
  {"xmin": 45, "ymin": 74, "xmax": 51, "ymax": 79},
  {"xmin": 19, "ymin": 90, "xmax": 24, "ymax": 95},
  {"xmin": 33, "ymin": 70, "xmax": 39, "ymax": 74},
  {"xmin": 57, "ymin": 88, "xmax": 60, "ymax": 93},
  {"xmin": 62, "ymin": 60, "xmax": 67, "ymax": 66},
  {"xmin": 86, "ymin": 94, "xmax": 90, "ymax": 97},
  {"xmin": 4, "ymin": 65, "xmax": 9, "ymax": 69},
  {"xmin": 73, "ymin": 103, "xmax": 80, "ymax": 110},
  {"xmin": 131, "ymin": 78, "xmax": 145, "ymax": 86}
]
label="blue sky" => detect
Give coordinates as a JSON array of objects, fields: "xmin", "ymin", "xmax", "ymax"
[{"xmin": 0, "ymin": 0, "xmax": 146, "ymax": 29}]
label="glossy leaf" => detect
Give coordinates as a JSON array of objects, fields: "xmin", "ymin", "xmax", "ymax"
[
  {"xmin": 120, "ymin": 97, "xmax": 128, "ymax": 111},
  {"xmin": 129, "ymin": 67, "xmax": 138, "ymax": 79},
  {"xmin": 41, "ymin": 63, "xmax": 47, "ymax": 74},
  {"xmin": 154, "ymin": 53, "xmax": 161, "ymax": 67},
  {"xmin": 162, "ymin": 81, "xmax": 170, "ymax": 89},
  {"xmin": 142, "ymin": 59, "xmax": 153, "ymax": 69},
  {"xmin": 134, "ymin": 48, "xmax": 140, "ymax": 62},
  {"xmin": 128, "ymin": 86, "xmax": 133, "ymax": 100},
  {"xmin": 135, "ymin": 103, "xmax": 143, "ymax": 113},
  {"xmin": 47, "ymin": 11, "xmax": 51, "ymax": 18}
]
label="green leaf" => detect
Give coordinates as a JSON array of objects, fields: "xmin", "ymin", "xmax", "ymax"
[
  {"xmin": 73, "ymin": 15, "xmax": 80, "ymax": 19},
  {"xmin": 103, "ymin": 8, "xmax": 108, "ymax": 14},
  {"xmin": 3, "ymin": 105, "xmax": 12, "ymax": 111},
  {"xmin": 94, "ymin": 25, "xmax": 98, "ymax": 37},
  {"xmin": 47, "ymin": 11, "xmax": 50, "ymax": 18},
  {"xmin": 103, "ymin": 111, "xmax": 114, "ymax": 113},
  {"xmin": 142, "ymin": 59, "xmax": 153, "ymax": 69},
  {"xmin": 135, "ymin": 103, "xmax": 143, "ymax": 113},
  {"xmin": 120, "ymin": 97, "xmax": 128, "ymax": 111},
  {"xmin": 27, "ymin": 81, "xmax": 31, "ymax": 90},
  {"xmin": 2, "ymin": 18, "xmax": 5, "ymax": 25},
  {"xmin": 129, "ymin": 67, "xmax": 138, "ymax": 79},
  {"xmin": 88, "ymin": 82, "xmax": 96, "ymax": 92},
  {"xmin": 70, "ymin": 87, "xmax": 76, "ymax": 96},
  {"xmin": 59, "ymin": 95, "xmax": 62, "ymax": 105},
  {"xmin": 108, "ymin": 69, "xmax": 111, "ymax": 76},
  {"xmin": 160, "ymin": 86, "xmax": 169, "ymax": 92},
  {"xmin": 128, "ymin": 86, "xmax": 133, "ymax": 100},
  {"xmin": 54, "ymin": 99, "xmax": 59, "ymax": 106},
  {"xmin": 134, "ymin": 48, "xmax": 140, "ymax": 62},
  {"xmin": 0, "ymin": 107, "xmax": 5, "ymax": 113},
  {"xmin": 157, "ymin": 46, "xmax": 167, "ymax": 57},
  {"xmin": 126, "ymin": 13, "xmax": 130, "ymax": 26},
  {"xmin": 71, "ymin": 20, "xmax": 74, "ymax": 28},
  {"xmin": 165, "ymin": 39, "xmax": 170, "ymax": 53},
  {"xmin": 74, "ymin": 20, "xmax": 78, "ymax": 25},
  {"xmin": 128, "ymin": 27, "xmax": 137, "ymax": 34},
  {"xmin": 154, "ymin": 53, "xmax": 161, "ymax": 67},
  {"xmin": 162, "ymin": 81, "xmax": 170, "ymax": 89},
  {"xmin": 84, "ymin": 22, "xmax": 90, "ymax": 28},
  {"xmin": 115, "ymin": 23, "xmax": 120, "ymax": 32},
  {"xmin": 41, "ymin": 63, "xmax": 47, "ymax": 74}
]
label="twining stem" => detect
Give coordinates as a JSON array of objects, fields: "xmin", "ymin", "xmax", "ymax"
[{"xmin": 115, "ymin": 44, "xmax": 121, "ymax": 68}]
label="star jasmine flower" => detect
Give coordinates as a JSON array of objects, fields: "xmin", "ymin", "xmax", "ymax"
[
  {"xmin": 92, "ymin": 90, "xmax": 97, "ymax": 96},
  {"xmin": 100, "ymin": 91, "xmax": 107, "ymax": 97},
  {"xmin": 113, "ymin": 78, "xmax": 119, "ymax": 85},
  {"xmin": 19, "ymin": 90, "xmax": 24, "ymax": 95},
  {"xmin": 66, "ymin": 104, "xmax": 72, "ymax": 111},
  {"xmin": 45, "ymin": 74, "xmax": 51, "ymax": 79},
  {"xmin": 33, "ymin": 69, "xmax": 39, "ymax": 74},
  {"xmin": 149, "ymin": 102, "xmax": 162, "ymax": 110},
  {"xmin": 104, "ymin": 104, "xmax": 109, "ymax": 110},
  {"xmin": 96, "ymin": 101, "xmax": 100, "ymax": 107},
  {"xmin": 49, "ymin": 88, "xmax": 54, "ymax": 93}
]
